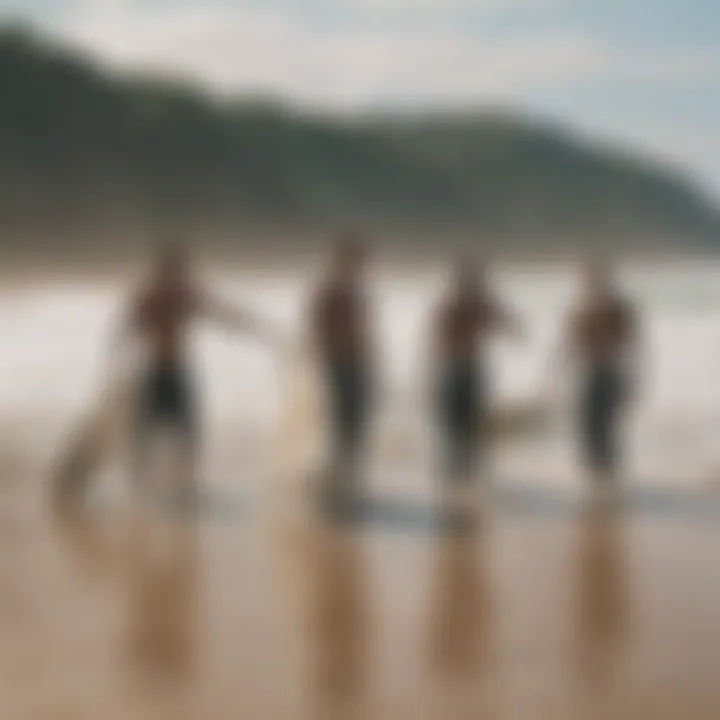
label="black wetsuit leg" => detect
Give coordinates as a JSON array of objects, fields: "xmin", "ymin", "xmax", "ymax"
[
  {"xmin": 581, "ymin": 363, "xmax": 624, "ymax": 478},
  {"xmin": 327, "ymin": 358, "xmax": 370, "ymax": 468},
  {"xmin": 134, "ymin": 362, "xmax": 198, "ymax": 481},
  {"xmin": 438, "ymin": 359, "xmax": 486, "ymax": 481}
]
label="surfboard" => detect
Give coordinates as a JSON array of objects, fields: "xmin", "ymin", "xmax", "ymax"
[
  {"xmin": 54, "ymin": 340, "xmax": 556, "ymax": 509},
  {"xmin": 276, "ymin": 347, "xmax": 555, "ymax": 490},
  {"xmin": 485, "ymin": 397, "xmax": 553, "ymax": 442},
  {"xmin": 275, "ymin": 345, "xmax": 330, "ymax": 501},
  {"xmin": 52, "ymin": 360, "xmax": 139, "ymax": 505}
]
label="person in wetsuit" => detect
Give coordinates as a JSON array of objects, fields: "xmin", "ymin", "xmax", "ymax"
[
  {"xmin": 564, "ymin": 262, "xmax": 639, "ymax": 489},
  {"xmin": 433, "ymin": 260, "xmax": 522, "ymax": 483},
  {"xmin": 311, "ymin": 236, "xmax": 374, "ymax": 508},
  {"xmin": 117, "ymin": 244, "xmax": 280, "ymax": 504}
]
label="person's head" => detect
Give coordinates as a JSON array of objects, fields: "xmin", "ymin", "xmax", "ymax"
[
  {"xmin": 452, "ymin": 257, "xmax": 488, "ymax": 298},
  {"xmin": 331, "ymin": 232, "xmax": 367, "ymax": 282},
  {"xmin": 153, "ymin": 242, "xmax": 191, "ymax": 288},
  {"xmin": 582, "ymin": 257, "xmax": 614, "ymax": 301}
]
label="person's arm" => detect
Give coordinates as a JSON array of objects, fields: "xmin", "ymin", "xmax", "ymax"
[
  {"xmin": 309, "ymin": 287, "xmax": 327, "ymax": 358},
  {"xmin": 545, "ymin": 309, "xmax": 579, "ymax": 405},
  {"xmin": 199, "ymin": 291, "xmax": 286, "ymax": 349},
  {"xmin": 425, "ymin": 307, "xmax": 444, "ymax": 397},
  {"xmin": 621, "ymin": 304, "xmax": 642, "ymax": 407},
  {"xmin": 359, "ymin": 292, "xmax": 378, "ymax": 380},
  {"xmin": 554, "ymin": 310, "xmax": 577, "ymax": 368},
  {"xmin": 492, "ymin": 300, "xmax": 525, "ymax": 341},
  {"xmin": 106, "ymin": 295, "xmax": 140, "ymax": 382}
]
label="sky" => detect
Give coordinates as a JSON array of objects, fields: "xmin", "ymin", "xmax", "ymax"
[{"xmin": 2, "ymin": 0, "xmax": 719, "ymax": 200}]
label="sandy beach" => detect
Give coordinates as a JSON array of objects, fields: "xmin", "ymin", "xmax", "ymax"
[
  {"xmin": 1, "ymin": 266, "xmax": 720, "ymax": 719},
  {"xmin": 1, "ymin": 461, "xmax": 719, "ymax": 719}
]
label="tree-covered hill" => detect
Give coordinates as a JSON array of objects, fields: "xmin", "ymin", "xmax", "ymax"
[{"xmin": 0, "ymin": 27, "xmax": 717, "ymax": 257}]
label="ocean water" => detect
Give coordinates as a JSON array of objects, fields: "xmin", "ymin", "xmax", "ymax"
[{"xmin": 1, "ymin": 261, "xmax": 720, "ymax": 493}]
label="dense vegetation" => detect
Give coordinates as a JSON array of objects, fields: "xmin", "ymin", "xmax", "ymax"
[{"xmin": 0, "ymin": 27, "xmax": 717, "ymax": 257}]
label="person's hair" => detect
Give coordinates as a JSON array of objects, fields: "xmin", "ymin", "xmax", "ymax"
[
  {"xmin": 334, "ymin": 230, "xmax": 366, "ymax": 265},
  {"xmin": 583, "ymin": 256, "xmax": 614, "ymax": 289},
  {"xmin": 155, "ymin": 240, "xmax": 189, "ymax": 267},
  {"xmin": 454, "ymin": 256, "xmax": 487, "ymax": 292}
]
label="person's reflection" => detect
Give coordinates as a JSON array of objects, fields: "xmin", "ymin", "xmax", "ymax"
[
  {"xmin": 52, "ymin": 505, "xmax": 126, "ymax": 583},
  {"xmin": 122, "ymin": 516, "xmax": 200, "ymax": 689},
  {"xmin": 308, "ymin": 523, "xmax": 368, "ymax": 718},
  {"xmin": 574, "ymin": 506, "xmax": 629, "ymax": 687},
  {"xmin": 53, "ymin": 506, "xmax": 201, "ymax": 716},
  {"xmin": 428, "ymin": 530, "xmax": 494, "ymax": 681}
]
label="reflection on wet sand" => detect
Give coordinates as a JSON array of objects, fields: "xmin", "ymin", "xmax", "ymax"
[
  {"xmin": 54, "ymin": 506, "xmax": 200, "ymax": 719},
  {"xmin": 273, "ymin": 511, "xmax": 369, "ymax": 720},
  {"xmin": 422, "ymin": 491, "xmax": 501, "ymax": 720},
  {"xmin": 53, "ymin": 507, "xmax": 128, "ymax": 582},
  {"xmin": 312, "ymin": 528, "xmax": 367, "ymax": 718},
  {"xmin": 123, "ymin": 516, "xmax": 199, "ymax": 690},
  {"xmin": 429, "ymin": 531, "xmax": 494, "ymax": 681},
  {"xmin": 8, "ymin": 477, "xmax": 717, "ymax": 720},
  {"xmin": 572, "ymin": 505, "xmax": 630, "ymax": 719},
  {"xmin": 574, "ymin": 506, "xmax": 629, "ymax": 684}
]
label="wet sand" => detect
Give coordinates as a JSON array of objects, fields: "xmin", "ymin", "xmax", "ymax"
[
  {"xmin": 1, "ymin": 447, "xmax": 719, "ymax": 720},
  {"xmin": 2, "ymin": 268, "xmax": 720, "ymax": 719}
]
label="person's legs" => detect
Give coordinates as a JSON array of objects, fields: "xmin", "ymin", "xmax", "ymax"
[
  {"xmin": 439, "ymin": 361, "xmax": 484, "ymax": 531},
  {"xmin": 439, "ymin": 363, "xmax": 462, "ymax": 480},
  {"xmin": 442, "ymin": 361, "xmax": 482, "ymax": 481},
  {"xmin": 326, "ymin": 359, "xmax": 369, "ymax": 516},
  {"xmin": 582, "ymin": 365, "xmax": 623, "ymax": 492},
  {"xmin": 599, "ymin": 368, "xmax": 623, "ymax": 484},
  {"xmin": 166, "ymin": 370, "xmax": 200, "ymax": 510},
  {"xmin": 582, "ymin": 368, "xmax": 603, "ymax": 487},
  {"xmin": 132, "ymin": 372, "xmax": 159, "ymax": 498},
  {"xmin": 136, "ymin": 364, "xmax": 200, "ymax": 510}
]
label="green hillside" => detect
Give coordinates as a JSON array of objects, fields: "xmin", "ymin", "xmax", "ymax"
[{"xmin": 0, "ymin": 27, "xmax": 717, "ymax": 257}]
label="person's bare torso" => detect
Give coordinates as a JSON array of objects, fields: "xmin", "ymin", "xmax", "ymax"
[
  {"xmin": 571, "ymin": 297, "xmax": 634, "ymax": 365},
  {"xmin": 437, "ymin": 295, "xmax": 498, "ymax": 360},
  {"xmin": 133, "ymin": 284, "xmax": 200, "ymax": 366},
  {"xmin": 313, "ymin": 282, "xmax": 368, "ymax": 362}
]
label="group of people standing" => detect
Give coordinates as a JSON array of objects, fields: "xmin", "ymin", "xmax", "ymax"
[
  {"xmin": 311, "ymin": 239, "xmax": 639, "ymax": 509},
  {"xmin": 114, "ymin": 236, "xmax": 640, "ymax": 514}
]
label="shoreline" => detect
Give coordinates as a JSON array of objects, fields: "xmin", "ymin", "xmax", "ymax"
[{"xmin": 1, "ymin": 247, "xmax": 719, "ymax": 287}]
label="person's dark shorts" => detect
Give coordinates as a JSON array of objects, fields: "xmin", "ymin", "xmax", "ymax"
[
  {"xmin": 437, "ymin": 358, "xmax": 487, "ymax": 479},
  {"xmin": 581, "ymin": 363, "xmax": 625, "ymax": 474},
  {"xmin": 324, "ymin": 358, "xmax": 371, "ymax": 460},
  {"xmin": 136, "ymin": 362, "xmax": 197, "ymax": 443}
]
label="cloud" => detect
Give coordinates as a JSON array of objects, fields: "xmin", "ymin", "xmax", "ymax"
[
  {"xmin": 34, "ymin": 0, "xmax": 719, "ymax": 116},
  {"xmin": 20, "ymin": 0, "xmax": 720, "ymax": 191},
  {"xmin": 310, "ymin": 0, "xmax": 565, "ymax": 11},
  {"xmin": 50, "ymin": 1, "xmax": 605, "ymax": 108},
  {"xmin": 73, "ymin": 0, "xmax": 564, "ymax": 14},
  {"xmin": 622, "ymin": 48, "xmax": 720, "ymax": 86},
  {"xmin": 573, "ymin": 118, "xmax": 720, "ymax": 197}
]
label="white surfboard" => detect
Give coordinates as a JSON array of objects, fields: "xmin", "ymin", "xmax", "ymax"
[
  {"xmin": 52, "ymin": 358, "xmax": 139, "ymax": 504},
  {"xmin": 274, "ymin": 345, "xmax": 330, "ymax": 502},
  {"xmin": 275, "ymin": 346, "xmax": 556, "ymax": 493},
  {"xmin": 486, "ymin": 397, "xmax": 553, "ymax": 442}
]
